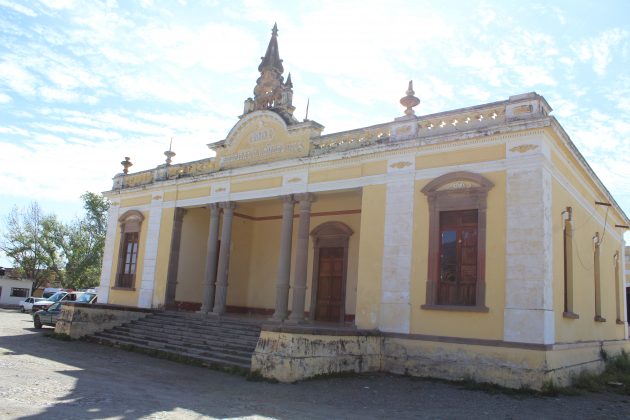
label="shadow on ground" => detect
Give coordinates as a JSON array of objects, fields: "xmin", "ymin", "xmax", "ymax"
[{"xmin": 2, "ymin": 309, "xmax": 630, "ymax": 420}]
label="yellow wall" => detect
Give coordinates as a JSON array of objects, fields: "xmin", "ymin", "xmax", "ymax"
[
  {"xmin": 552, "ymin": 178, "xmax": 626, "ymax": 342},
  {"xmin": 152, "ymin": 208, "xmax": 175, "ymax": 308},
  {"xmin": 108, "ymin": 209, "xmax": 149, "ymax": 306},
  {"xmin": 231, "ymin": 177, "xmax": 282, "ymax": 193},
  {"xmin": 409, "ymin": 171, "xmax": 506, "ymax": 340},
  {"xmin": 227, "ymin": 215, "xmax": 253, "ymax": 307},
  {"xmin": 355, "ymin": 185, "xmax": 386, "ymax": 329},
  {"xmin": 175, "ymin": 207, "xmax": 209, "ymax": 303},
  {"xmin": 415, "ymin": 144, "xmax": 505, "ymax": 170},
  {"xmin": 236, "ymin": 192, "xmax": 363, "ymax": 315},
  {"xmin": 120, "ymin": 195, "xmax": 151, "ymax": 207}
]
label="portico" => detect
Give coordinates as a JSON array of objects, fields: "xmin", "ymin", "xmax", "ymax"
[{"xmin": 157, "ymin": 188, "xmax": 361, "ymax": 323}]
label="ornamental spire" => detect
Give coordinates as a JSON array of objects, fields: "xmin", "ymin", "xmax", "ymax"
[
  {"xmin": 258, "ymin": 23, "xmax": 284, "ymax": 74},
  {"xmin": 244, "ymin": 24, "xmax": 298, "ymax": 124}
]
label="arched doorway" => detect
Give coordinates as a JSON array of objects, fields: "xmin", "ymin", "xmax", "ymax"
[{"xmin": 309, "ymin": 221, "xmax": 353, "ymax": 323}]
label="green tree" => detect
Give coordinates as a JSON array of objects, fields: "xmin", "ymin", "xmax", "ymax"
[
  {"xmin": 0, "ymin": 203, "xmax": 65, "ymax": 291},
  {"xmin": 1, "ymin": 193, "xmax": 110, "ymax": 291},
  {"xmin": 62, "ymin": 192, "xmax": 110, "ymax": 289}
]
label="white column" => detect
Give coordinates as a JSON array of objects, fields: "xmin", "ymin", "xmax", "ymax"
[
  {"xmin": 97, "ymin": 204, "xmax": 120, "ymax": 304},
  {"xmin": 379, "ymin": 157, "xmax": 415, "ymax": 333},
  {"xmin": 138, "ymin": 195, "xmax": 164, "ymax": 308},
  {"xmin": 504, "ymin": 141, "xmax": 554, "ymax": 344}
]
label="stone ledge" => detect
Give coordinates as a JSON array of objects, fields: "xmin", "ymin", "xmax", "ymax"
[
  {"xmin": 55, "ymin": 304, "xmax": 153, "ymax": 339},
  {"xmin": 261, "ymin": 323, "xmax": 379, "ymax": 337}
]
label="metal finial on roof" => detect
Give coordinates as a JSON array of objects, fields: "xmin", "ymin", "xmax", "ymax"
[
  {"xmin": 164, "ymin": 137, "xmax": 176, "ymax": 165},
  {"xmin": 400, "ymin": 80, "xmax": 421, "ymax": 116}
]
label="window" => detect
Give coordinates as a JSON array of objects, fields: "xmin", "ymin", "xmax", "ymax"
[
  {"xmin": 11, "ymin": 288, "xmax": 29, "ymax": 298},
  {"xmin": 421, "ymin": 171, "xmax": 493, "ymax": 311},
  {"xmin": 438, "ymin": 210, "xmax": 478, "ymax": 305},
  {"xmin": 562, "ymin": 207, "xmax": 578, "ymax": 319},
  {"xmin": 115, "ymin": 210, "xmax": 144, "ymax": 289}
]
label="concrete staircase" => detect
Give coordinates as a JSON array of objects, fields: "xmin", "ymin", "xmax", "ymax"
[{"xmin": 89, "ymin": 311, "xmax": 262, "ymax": 371}]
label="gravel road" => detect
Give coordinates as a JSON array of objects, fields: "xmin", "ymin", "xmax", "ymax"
[{"xmin": 1, "ymin": 309, "xmax": 629, "ymax": 419}]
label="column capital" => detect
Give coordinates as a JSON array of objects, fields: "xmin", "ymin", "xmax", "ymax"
[
  {"xmin": 281, "ymin": 194, "xmax": 295, "ymax": 204},
  {"xmin": 219, "ymin": 201, "xmax": 237, "ymax": 210},
  {"xmin": 174, "ymin": 207, "xmax": 187, "ymax": 221},
  {"xmin": 293, "ymin": 193, "xmax": 317, "ymax": 209},
  {"xmin": 206, "ymin": 203, "xmax": 220, "ymax": 211}
]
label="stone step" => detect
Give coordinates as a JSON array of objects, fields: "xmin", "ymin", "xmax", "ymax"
[
  {"xmin": 145, "ymin": 314, "xmax": 261, "ymax": 330},
  {"xmin": 107, "ymin": 327, "xmax": 257, "ymax": 355},
  {"xmin": 90, "ymin": 334, "xmax": 251, "ymax": 370},
  {"xmin": 153, "ymin": 311, "xmax": 265, "ymax": 326},
  {"xmin": 147, "ymin": 313, "xmax": 265, "ymax": 330},
  {"xmin": 94, "ymin": 331, "xmax": 254, "ymax": 364},
  {"xmin": 128, "ymin": 321, "xmax": 260, "ymax": 341},
  {"xmin": 89, "ymin": 312, "xmax": 262, "ymax": 372},
  {"xmin": 133, "ymin": 317, "xmax": 261, "ymax": 338},
  {"xmin": 113, "ymin": 324, "xmax": 258, "ymax": 348}
]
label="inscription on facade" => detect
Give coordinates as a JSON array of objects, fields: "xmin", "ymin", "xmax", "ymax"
[
  {"xmin": 221, "ymin": 142, "xmax": 305, "ymax": 165},
  {"xmin": 250, "ymin": 129, "xmax": 274, "ymax": 144}
]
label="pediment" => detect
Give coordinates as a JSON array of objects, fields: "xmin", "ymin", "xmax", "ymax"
[{"xmin": 212, "ymin": 111, "xmax": 312, "ymax": 170}]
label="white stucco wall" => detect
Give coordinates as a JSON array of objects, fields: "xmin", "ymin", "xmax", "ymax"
[{"xmin": 0, "ymin": 277, "xmax": 33, "ymax": 305}]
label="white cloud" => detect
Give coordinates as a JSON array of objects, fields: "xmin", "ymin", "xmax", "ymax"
[
  {"xmin": 0, "ymin": 60, "xmax": 38, "ymax": 96},
  {"xmin": 573, "ymin": 28, "xmax": 628, "ymax": 75},
  {"xmin": 0, "ymin": 92, "xmax": 11, "ymax": 103},
  {"xmin": 39, "ymin": 0, "xmax": 76, "ymax": 10},
  {"xmin": 0, "ymin": 0, "xmax": 37, "ymax": 16}
]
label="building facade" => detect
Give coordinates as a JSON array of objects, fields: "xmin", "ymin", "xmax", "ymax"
[
  {"xmin": 0, "ymin": 268, "xmax": 33, "ymax": 306},
  {"xmin": 98, "ymin": 26, "xmax": 630, "ymax": 388}
]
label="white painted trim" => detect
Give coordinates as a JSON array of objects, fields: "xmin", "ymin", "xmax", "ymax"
[
  {"xmin": 104, "ymin": 125, "xmax": 539, "ymax": 200},
  {"xmin": 137, "ymin": 197, "xmax": 164, "ymax": 308},
  {"xmin": 97, "ymin": 205, "xmax": 120, "ymax": 304},
  {"xmin": 379, "ymin": 172, "xmax": 415, "ymax": 334}
]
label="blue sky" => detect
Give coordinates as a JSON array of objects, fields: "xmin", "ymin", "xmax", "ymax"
[{"xmin": 1, "ymin": 0, "xmax": 629, "ymax": 265}]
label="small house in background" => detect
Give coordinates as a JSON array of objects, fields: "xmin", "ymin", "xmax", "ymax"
[{"xmin": 0, "ymin": 267, "xmax": 33, "ymax": 306}]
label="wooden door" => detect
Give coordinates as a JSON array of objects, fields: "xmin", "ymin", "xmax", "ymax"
[{"xmin": 315, "ymin": 246, "xmax": 345, "ymax": 322}]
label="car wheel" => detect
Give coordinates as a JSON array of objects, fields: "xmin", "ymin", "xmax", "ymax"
[
  {"xmin": 34, "ymin": 316, "xmax": 42, "ymax": 329},
  {"xmin": 20, "ymin": 306, "xmax": 25, "ymax": 313}
]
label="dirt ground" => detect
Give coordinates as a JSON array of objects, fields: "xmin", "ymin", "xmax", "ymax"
[{"xmin": 1, "ymin": 309, "xmax": 629, "ymax": 419}]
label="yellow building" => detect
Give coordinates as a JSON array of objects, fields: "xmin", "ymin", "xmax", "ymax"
[{"xmin": 98, "ymin": 26, "xmax": 630, "ymax": 388}]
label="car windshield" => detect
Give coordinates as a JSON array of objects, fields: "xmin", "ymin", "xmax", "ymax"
[
  {"xmin": 47, "ymin": 292, "xmax": 66, "ymax": 302},
  {"xmin": 48, "ymin": 302, "xmax": 62, "ymax": 311},
  {"xmin": 76, "ymin": 293, "xmax": 95, "ymax": 303}
]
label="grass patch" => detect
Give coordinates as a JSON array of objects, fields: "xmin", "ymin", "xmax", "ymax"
[{"xmin": 571, "ymin": 350, "xmax": 630, "ymax": 395}]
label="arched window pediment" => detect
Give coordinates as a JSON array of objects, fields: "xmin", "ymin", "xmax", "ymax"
[
  {"xmin": 118, "ymin": 210, "xmax": 144, "ymax": 233},
  {"xmin": 422, "ymin": 171, "xmax": 494, "ymax": 196},
  {"xmin": 310, "ymin": 221, "xmax": 354, "ymax": 240}
]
